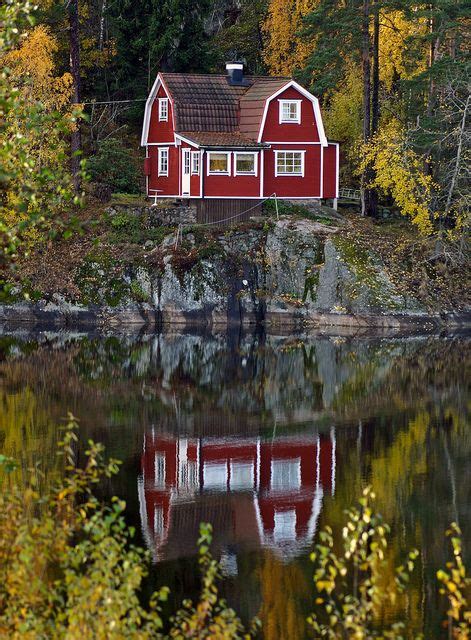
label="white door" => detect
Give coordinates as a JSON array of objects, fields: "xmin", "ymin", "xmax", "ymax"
[{"xmin": 182, "ymin": 148, "xmax": 191, "ymax": 196}]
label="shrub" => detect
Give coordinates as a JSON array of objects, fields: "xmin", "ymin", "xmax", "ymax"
[
  {"xmin": 0, "ymin": 416, "xmax": 256, "ymax": 639},
  {"xmin": 309, "ymin": 487, "xmax": 470, "ymax": 639},
  {"xmin": 88, "ymin": 138, "xmax": 140, "ymax": 194}
]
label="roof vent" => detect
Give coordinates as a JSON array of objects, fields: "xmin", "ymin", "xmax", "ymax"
[{"xmin": 226, "ymin": 62, "xmax": 244, "ymax": 85}]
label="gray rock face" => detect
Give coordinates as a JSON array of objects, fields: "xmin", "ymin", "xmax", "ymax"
[{"xmin": 6, "ymin": 215, "xmax": 464, "ymax": 329}]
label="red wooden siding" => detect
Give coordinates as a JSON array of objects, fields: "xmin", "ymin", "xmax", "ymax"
[
  {"xmin": 260, "ymin": 87, "xmax": 320, "ymax": 143},
  {"xmin": 263, "ymin": 145, "xmax": 321, "ymax": 198},
  {"xmin": 147, "ymin": 145, "xmax": 179, "ymax": 196},
  {"xmin": 203, "ymin": 153, "xmax": 260, "ymax": 198},
  {"xmin": 147, "ymin": 85, "xmax": 174, "ymax": 143},
  {"xmin": 322, "ymin": 143, "xmax": 338, "ymax": 198}
]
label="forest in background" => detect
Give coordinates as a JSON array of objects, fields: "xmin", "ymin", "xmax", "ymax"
[{"xmin": 0, "ymin": 0, "xmax": 469, "ymax": 276}]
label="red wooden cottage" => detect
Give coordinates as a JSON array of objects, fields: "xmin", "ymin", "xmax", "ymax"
[
  {"xmin": 138, "ymin": 430, "xmax": 336, "ymax": 562},
  {"xmin": 141, "ymin": 63, "xmax": 339, "ymax": 208}
]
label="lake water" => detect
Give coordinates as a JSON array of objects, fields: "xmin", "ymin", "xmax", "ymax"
[{"xmin": 0, "ymin": 328, "xmax": 469, "ymax": 638}]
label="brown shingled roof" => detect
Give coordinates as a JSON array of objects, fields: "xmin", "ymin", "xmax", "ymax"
[
  {"xmin": 178, "ymin": 131, "xmax": 268, "ymax": 148},
  {"xmin": 161, "ymin": 73, "xmax": 290, "ymax": 137}
]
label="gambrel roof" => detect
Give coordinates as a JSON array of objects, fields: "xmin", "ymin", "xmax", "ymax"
[{"xmin": 141, "ymin": 72, "xmax": 327, "ymax": 147}]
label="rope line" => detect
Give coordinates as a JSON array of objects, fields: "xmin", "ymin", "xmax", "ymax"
[{"xmin": 172, "ymin": 194, "xmax": 279, "ymax": 248}]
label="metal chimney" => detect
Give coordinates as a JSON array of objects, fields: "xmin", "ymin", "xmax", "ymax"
[{"xmin": 226, "ymin": 62, "xmax": 244, "ymax": 85}]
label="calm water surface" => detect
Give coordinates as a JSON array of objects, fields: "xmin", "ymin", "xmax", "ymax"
[{"xmin": 0, "ymin": 328, "xmax": 469, "ymax": 638}]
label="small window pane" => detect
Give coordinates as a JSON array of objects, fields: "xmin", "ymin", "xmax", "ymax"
[
  {"xmin": 209, "ymin": 153, "xmax": 228, "ymax": 173},
  {"xmin": 158, "ymin": 148, "xmax": 168, "ymax": 176},
  {"xmin": 236, "ymin": 153, "xmax": 255, "ymax": 174},
  {"xmin": 191, "ymin": 152, "xmax": 200, "ymax": 174},
  {"xmin": 276, "ymin": 151, "xmax": 303, "ymax": 175},
  {"xmin": 281, "ymin": 101, "xmax": 300, "ymax": 122},
  {"xmin": 159, "ymin": 98, "xmax": 168, "ymax": 121}
]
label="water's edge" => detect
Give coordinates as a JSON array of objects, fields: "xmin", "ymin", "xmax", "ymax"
[{"xmin": 1, "ymin": 302, "xmax": 470, "ymax": 332}]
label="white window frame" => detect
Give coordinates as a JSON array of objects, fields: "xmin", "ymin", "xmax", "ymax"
[
  {"xmin": 274, "ymin": 150, "xmax": 305, "ymax": 177},
  {"xmin": 158, "ymin": 147, "xmax": 169, "ymax": 177},
  {"xmin": 234, "ymin": 152, "xmax": 258, "ymax": 176},
  {"xmin": 207, "ymin": 151, "xmax": 231, "ymax": 176},
  {"xmin": 158, "ymin": 97, "xmax": 169, "ymax": 121},
  {"xmin": 191, "ymin": 151, "xmax": 200, "ymax": 175},
  {"xmin": 279, "ymin": 99, "xmax": 301, "ymax": 124}
]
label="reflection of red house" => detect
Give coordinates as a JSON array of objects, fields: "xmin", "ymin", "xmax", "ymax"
[{"xmin": 139, "ymin": 430, "xmax": 335, "ymax": 561}]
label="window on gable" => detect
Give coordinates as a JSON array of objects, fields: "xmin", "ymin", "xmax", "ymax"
[
  {"xmin": 235, "ymin": 152, "xmax": 257, "ymax": 175},
  {"xmin": 158, "ymin": 98, "xmax": 169, "ymax": 121},
  {"xmin": 208, "ymin": 152, "xmax": 230, "ymax": 174},
  {"xmin": 275, "ymin": 151, "xmax": 304, "ymax": 176},
  {"xmin": 158, "ymin": 147, "xmax": 169, "ymax": 176},
  {"xmin": 191, "ymin": 151, "xmax": 200, "ymax": 175},
  {"xmin": 279, "ymin": 100, "xmax": 301, "ymax": 123}
]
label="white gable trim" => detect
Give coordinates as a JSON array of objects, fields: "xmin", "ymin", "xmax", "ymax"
[
  {"xmin": 141, "ymin": 73, "xmax": 174, "ymax": 146},
  {"xmin": 174, "ymin": 133, "xmax": 200, "ymax": 148},
  {"xmin": 257, "ymin": 80, "xmax": 328, "ymax": 147}
]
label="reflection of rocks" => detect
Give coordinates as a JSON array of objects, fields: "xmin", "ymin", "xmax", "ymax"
[{"xmin": 1, "ymin": 328, "xmax": 460, "ymax": 436}]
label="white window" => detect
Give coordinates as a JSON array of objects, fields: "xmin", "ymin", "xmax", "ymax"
[
  {"xmin": 153, "ymin": 506, "xmax": 164, "ymax": 536},
  {"xmin": 183, "ymin": 149, "xmax": 191, "ymax": 175},
  {"xmin": 275, "ymin": 150, "xmax": 304, "ymax": 176},
  {"xmin": 208, "ymin": 152, "xmax": 230, "ymax": 175},
  {"xmin": 274, "ymin": 510, "xmax": 297, "ymax": 542},
  {"xmin": 154, "ymin": 452, "xmax": 166, "ymax": 487},
  {"xmin": 203, "ymin": 462, "xmax": 227, "ymax": 490},
  {"xmin": 158, "ymin": 97, "xmax": 168, "ymax": 121},
  {"xmin": 234, "ymin": 152, "xmax": 257, "ymax": 176},
  {"xmin": 191, "ymin": 151, "xmax": 200, "ymax": 175},
  {"xmin": 270, "ymin": 458, "xmax": 301, "ymax": 491},
  {"xmin": 279, "ymin": 100, "xmax": 301, "ymax": 123},
  {"xmin": 158, "ymin": 147, "xmax": 169, "ymax": 176},
  {"xmin": 230, "ymin": 462, "xmax": 254, "ymax": 490}
]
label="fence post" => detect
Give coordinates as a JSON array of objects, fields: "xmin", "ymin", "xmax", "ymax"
[{"xmin": 274, "ymin": 193, "xmax": 279, "ymax": 220}]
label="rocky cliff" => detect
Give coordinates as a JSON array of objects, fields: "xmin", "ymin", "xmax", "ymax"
[{"xmin": 2, "ymin": 212, "xmax": 469, "ymax": 329}]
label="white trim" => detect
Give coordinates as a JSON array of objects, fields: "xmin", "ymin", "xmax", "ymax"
[
  {"xmin": 147, "ymin": 141, "xmax": 175, "ymax": 146},
  {"xmin": 234, "ymin": 151, "xmax": 258, "ymax": 177},
  {"xmin": 335, "ymin": 143, "xmax": 340, "ymax": 198},
  {"xmin": 158, "ymin": 97, "xmax": 169, "ymax": 121},
  {"xmin": 320, "ymin": 145, "xmax": 324, "ymax": 198},
  {"xmin": 175, "ymin": 133, "xmax": 200, "ymax": 148},
  {"xmin": 141, "ymin": 73, "xmax": 174, "ymax": 146},
  {"xmin": 265, "ymin": 141, "xmax": 322, "ymax": 145},
  {"xmin": 158, "ymin": 147, "xmax": 169, "ymax": 177},
  {"xmin": 191, "ymin": 150, "xmax": 200, "ymax": 175},
  {"xmin": 257, "ymin": 80, "xmax": 328, "ymax": 146},
  {"xmin": 260, "ymin": 149, "xmax": 264, "ymax": 197},
  {"xmin": 181, "ymin": 148, "xmax": 191, "ymax": 196},
  {"xmin": 193, "ymin": 195, "xmax": 321, "ymax": 200},
  {"xmin": 200, "ymin": 150, "xmax": 204, "ymax": 196},
  {"xmin": 207, "ymin": 151, "xmax": 231, "ymax": 176},
  {"xmin": 226, "ymin": 63, "xmax": 243, "ymax": 70},
  {"xmin": 278, "ymin": 99, "xmax": 302, "ymax": 124},
  {"xmin": 147, "ymin": 194, "xmax": 180, "ymax": 199},
  {"xmin": 330, "ymin": 427, "xmax": 336, "ymax": 496},
  {"xmin": 274, "ymin": 150, "xmax": 305, "ymax": 177}
]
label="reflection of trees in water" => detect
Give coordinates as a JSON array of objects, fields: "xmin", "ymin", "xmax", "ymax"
[
  {"xmin": 1, "ymin": 333, "xmax": 468, "ymax": 436},
  {"xmin": 323, "ymin": 407, "xmax": 470, "ymax": 637},
  {"xmin": 0, "ymin": 331, "xmax": 468, "ymax": 638}
]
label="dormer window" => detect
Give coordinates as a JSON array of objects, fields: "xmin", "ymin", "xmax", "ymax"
[
  {"xmin": 279, "ymin": 99, "xmax": 301, "ymax": 124},
  {"xmin": 158, "ymin": 98, "xmax": 168, "ymax": 121}
]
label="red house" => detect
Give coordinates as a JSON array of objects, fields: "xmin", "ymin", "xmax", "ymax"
[
  {"xmin": 138, "ymin": 430, "xmax": 336, "ymax": 562},
  {"xmin": 141, "ymin": 63, "xmax": 339, "ymax": 205}
]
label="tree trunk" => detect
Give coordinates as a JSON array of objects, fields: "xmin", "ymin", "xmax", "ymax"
[
  {"xmin": 369, "ymin": 0, "xmax": 380, "ymax": 217},
  {"xmin": 361, "ymin": 0, "xmax": 372, "ymax": 216},
  {"xmin": 69, "ymin": 0, "xmax": 82, "ymax": 192}
]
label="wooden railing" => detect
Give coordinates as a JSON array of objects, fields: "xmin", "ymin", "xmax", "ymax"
[{"xmin": 338, "ymin": 188, "xmax": 361, "ymax": 201}]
